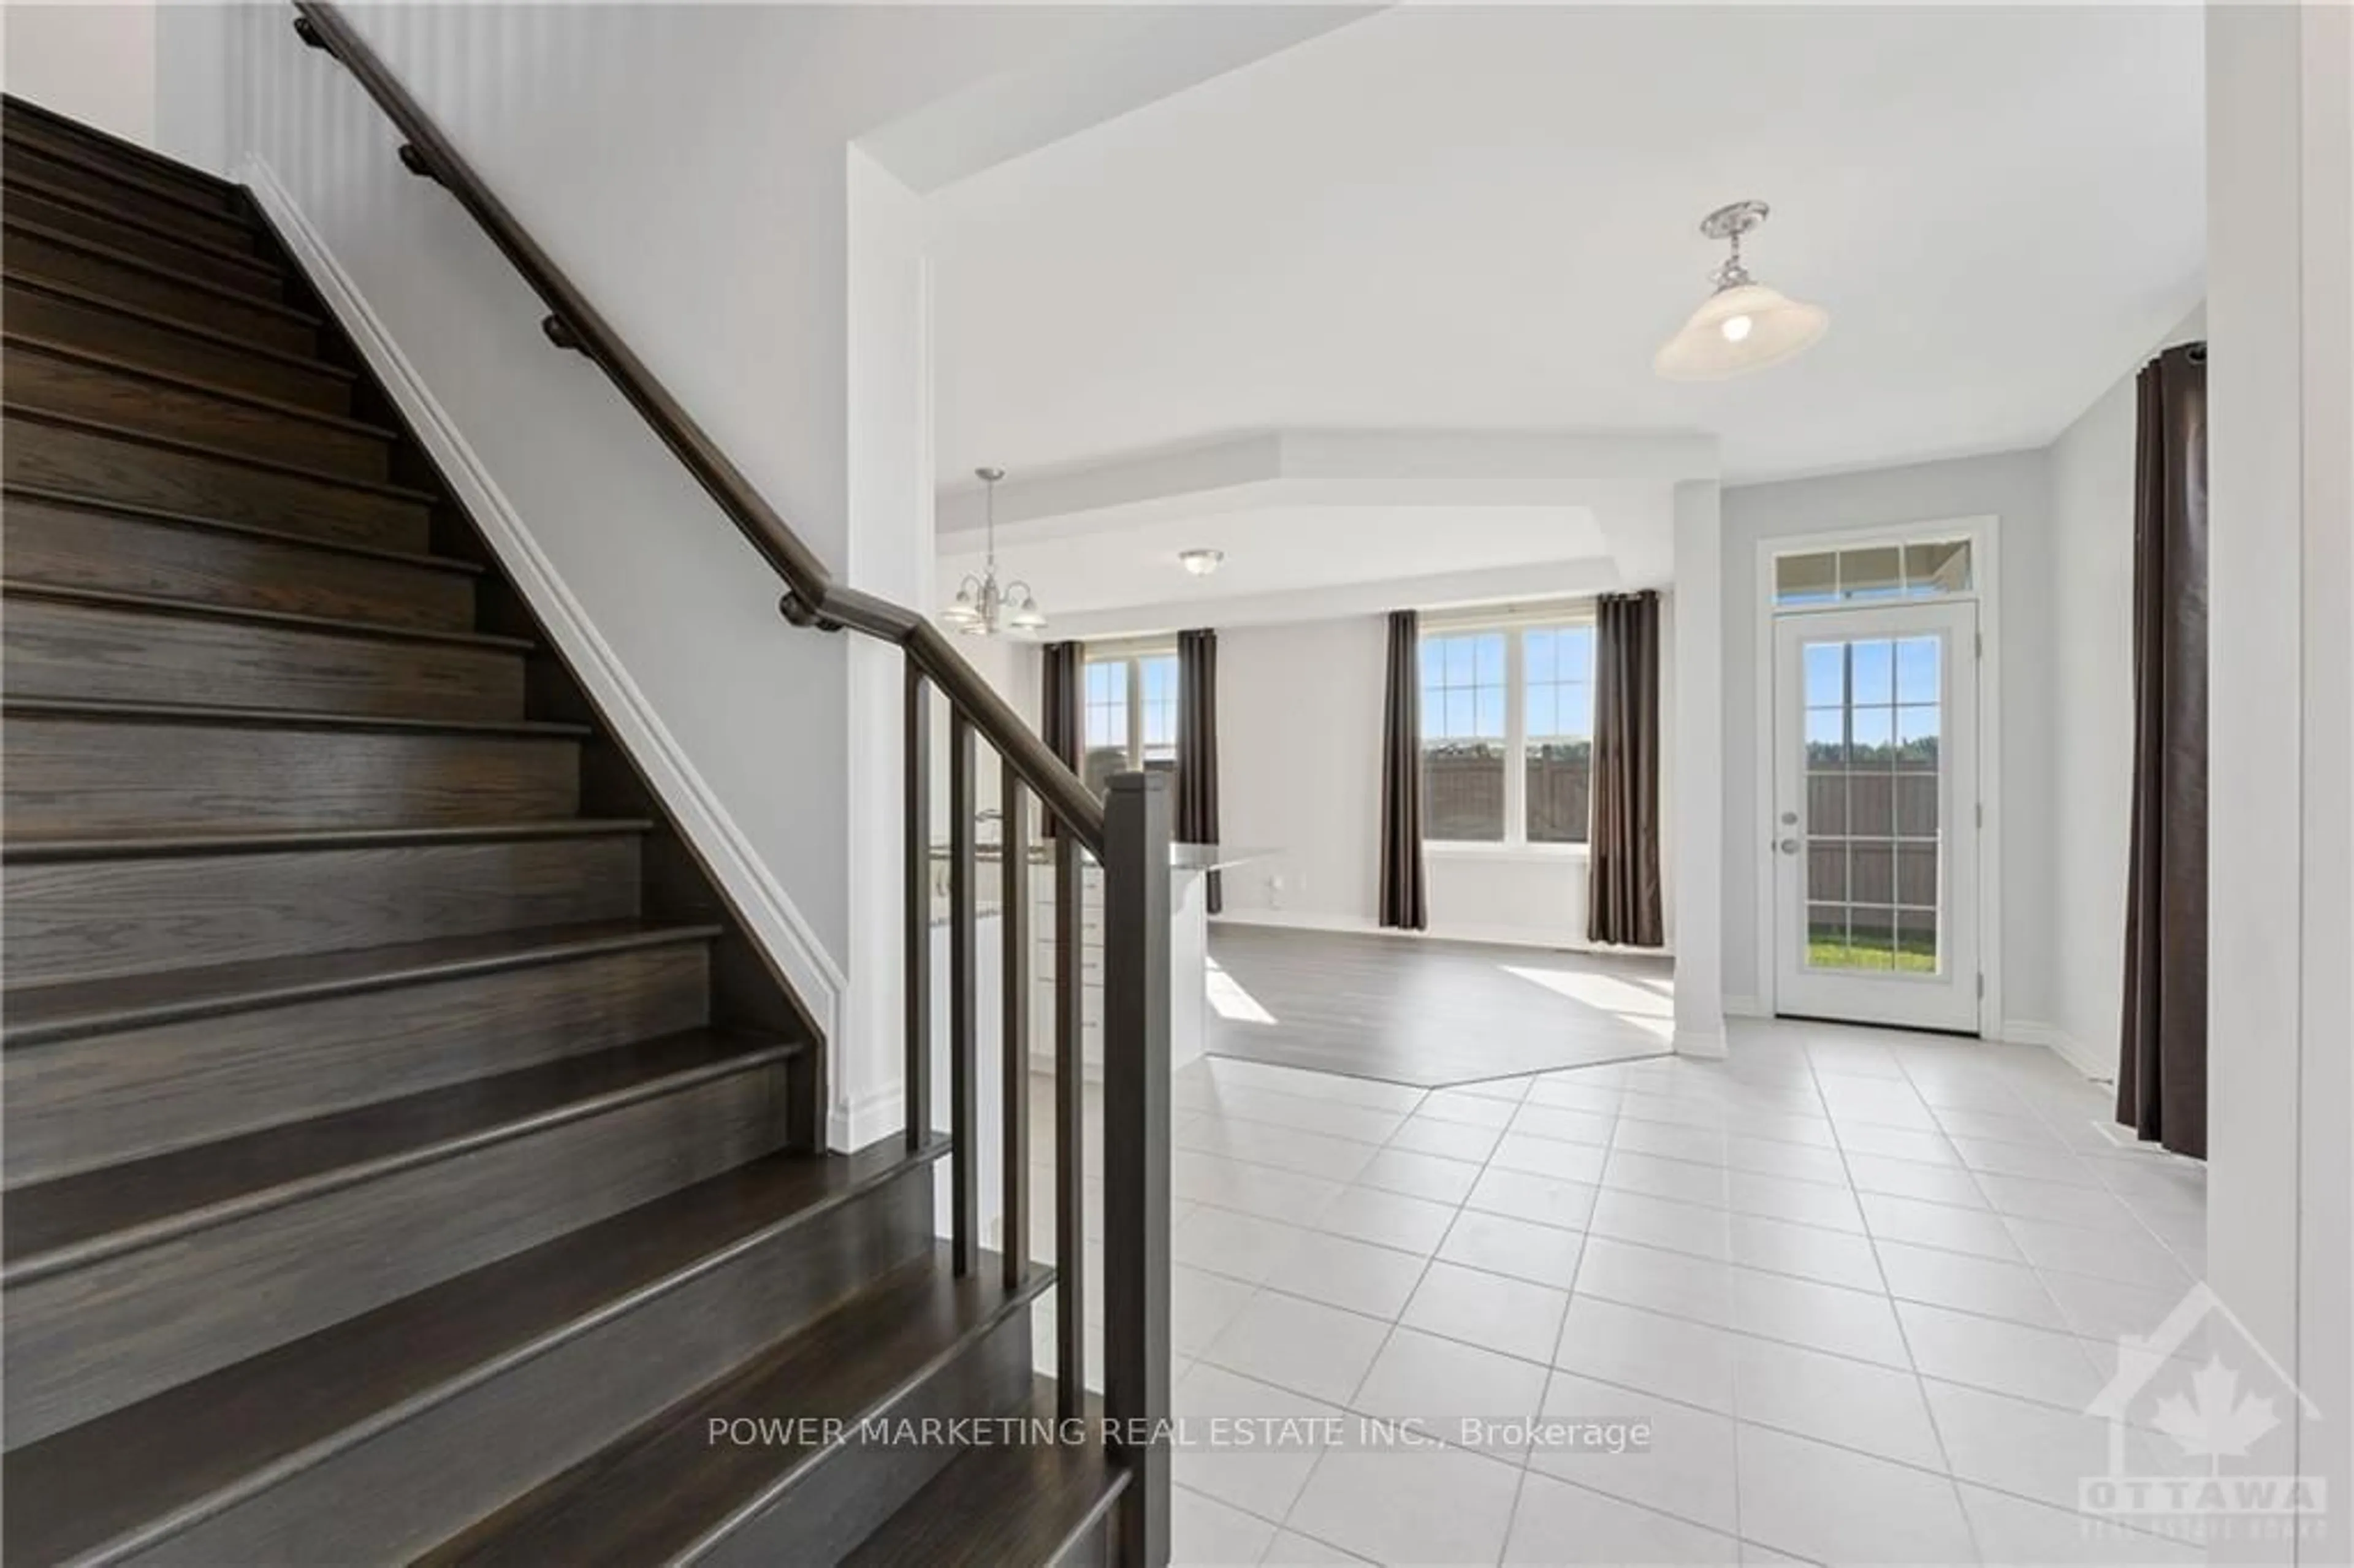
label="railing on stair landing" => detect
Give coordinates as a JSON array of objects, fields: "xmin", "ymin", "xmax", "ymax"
[{"xmin": 285, "ymin": 4, "xmax": 1173, "ymax": 1562}]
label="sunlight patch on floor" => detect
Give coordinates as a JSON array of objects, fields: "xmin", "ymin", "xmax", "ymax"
[
  {"xmin": 1205, "ymin": 958, "xmax": 1278, "ymax": 1026},
  {"xmin": 1498, "ymin": 965, "xmax": 1674, "ymax": 1020}
]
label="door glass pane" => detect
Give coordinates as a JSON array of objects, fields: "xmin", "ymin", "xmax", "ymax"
[
  {"xmin": 1805, "ymin": 708, "xmax": 1846, "ymax": 769},
  {"xmin": 1800, "ymin": 630, "xmax": 1946, "ymax": 976},
  {"xmin": 1806, "ymin": 774, "xmax": 1848, "ymax": 835},
  {"xmin": 1851, "ymin": 641, "xmax": 1895, "ymax": 705}
]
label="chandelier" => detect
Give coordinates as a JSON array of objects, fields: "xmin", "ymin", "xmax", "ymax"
[{"xmin": 942, "ymin": 466, "xmax": 1045, "ymax": 636}]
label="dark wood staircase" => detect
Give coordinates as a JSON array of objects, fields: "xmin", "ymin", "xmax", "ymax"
[{"xmin": 1, "ymin": 93, "xmax": 1126, "ymax": 1566}]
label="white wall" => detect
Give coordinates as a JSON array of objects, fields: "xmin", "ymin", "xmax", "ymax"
[
  {"xmin": 1213, "ymin": 609, "xmax": 1675, "ymax": 951},
  {"xmin": 224, "ymin": 4, "xmax": 1114, "ymax": 1143},
  {"xmin": 2044, "ymin": 306, "xmax": 2205, "ymax": 1067},
  {"xmin": 2205, "ymin": 4, "xmax": 2352, "ymax": 1551},
  {"xmin": 1720, "ymin": 451, "xmax": 2052, "ymax": 1035},
  {"xmin": 3, "ymin": 2, "xmax": 156, "ymax": 148}
]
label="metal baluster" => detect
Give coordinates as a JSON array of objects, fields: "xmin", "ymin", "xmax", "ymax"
[
  {"xmin": 948, "ymin": 712, "xmax": 978, "ymax": 1276},
  {"xmin": 1001, "ymin": 764, "xmax": 1030, "ymax": 1292},
  {"xmin": 904, "ymin": 665, "xmax": 931, "ymax": 1151},
  {"xmin": 1055, "ymin": 828, "xmax": 1086, "ymax": 1419}
]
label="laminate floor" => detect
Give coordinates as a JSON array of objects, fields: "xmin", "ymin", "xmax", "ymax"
[
  {"xmin": 1203, "ymin": 924, "xmax": 1675, "ymax": 1088},
  {"xmin": 1024, "ymin": 1020, "xmax": 2214, "ymax": 1567}
]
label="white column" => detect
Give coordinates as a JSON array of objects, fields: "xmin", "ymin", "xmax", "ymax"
[
  {"xmin": 835, "ymin": 147, "xmax": 933, "ymax": 1149},
  {"xmin": 1670, "ymin": 479, "xmax": 1727, "ymax": 1059},
  {"xmin": 2206, "ymin": 4, "xmax": 2352, "ymax": 1557}
]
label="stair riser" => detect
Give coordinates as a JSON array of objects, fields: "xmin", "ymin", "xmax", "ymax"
[
  {"xmin": 2, "ymin": 598, "xmax": 524, "ymax": 726},
  {"xmin": 6, "ymin": 229, "xmax": 314, "ymax": 356},
  {"xmin": 2, "ymin": 1058, "xmax": 796, "ymax": 1450},
  {"xmin": 131, "ymin": 1164, "xmax": 936, "ymax": 1566},
  {"xmin": 1, "ymin": 286, "xmax": 349, "ymax": 413},
  {"xmin": 3, "ymin": 419, "xmax": 429, "ymax": 550},
  {"xmin": 3, "ymin": 835, "xmax": 640, "ymax": 988},
  {"xmin": 1, "ymin": 717, "xmax": 581, "ymax": 837},
  {"xmin": 4, "ymin": 346, "xmax": 391, "ymax": 479},
  {"xmin": 702, "ymin": 1307, "xmax": 1040, "ymax": 1568},
  {"xmin": 1, "ymin": 119, "xmax": 243, "ymax": 216},
  {"xmin": 1, "ymin": 186, "xmax": 280, "ymax": 294},
  {"xmin": 2, "ymin": 499, "xmax": 476, "ymax": 631},
  {"xmin": 1, "ymin": 143, "xmax": 251, "ymax": 243},
  {"xmin": 3, "ymin": 943, "xmax": 709, "ymax": 1186}
]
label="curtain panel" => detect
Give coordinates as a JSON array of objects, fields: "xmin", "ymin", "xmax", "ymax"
[
  {"xmin": 1380, "ymin": 609, "xmax": 1428, "ymax": 930},
  {"xmin": 2117, "ymin": 342, "xmax": 2208, "ymax": 1158},
  {"xmin": 1588, "ymin": 590, "xmax": 1666, "ymax": 947},
  {"xmin": 1176, "ymin": 630, "xmax": 1223, "ymax": 912}
]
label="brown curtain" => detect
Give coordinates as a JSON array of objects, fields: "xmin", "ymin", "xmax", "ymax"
[
  {"xmin": 1588, "ymin": 591, "xmax": 1666, "ymax": 947},
  {"xmin": 1040, "ymin": 641, "xmax": 1084, "ymax": 839},
  {"xmin": 1380, "ymin": 609, "xmax": 1427, "ymax": 930},
  {"xmin": 1176, "ymin": 629, "xmax": 1222, "ymax": 913},
  {"xmin": 2117, "ymin": 343, "xmax": 2208, "ymax": 1158}
]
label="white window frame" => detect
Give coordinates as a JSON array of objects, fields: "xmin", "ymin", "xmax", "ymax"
[
  {"xmin": 1751, "ymin": 514, "xmax": 2003, "ymax": 1035},
  {"xmin": 1083, "ymin": 640, "xmax": 1179, "ymax": 775},
  {"xmin": 1419, "ymin": 606, "xmax": 1598, "ymax": 856}
]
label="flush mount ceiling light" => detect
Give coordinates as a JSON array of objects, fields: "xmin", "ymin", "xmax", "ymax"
[
  {"xmin": 1653, "ymin": 200, "xmax": 1829, "ymax": 381},
  {"xmin": 941, "ymin": 466, "xmax": 1045, "ymax": 636},
  {"xmin": 1178, "ymin": 548, "xmax": 1225, "ymax": 577}
]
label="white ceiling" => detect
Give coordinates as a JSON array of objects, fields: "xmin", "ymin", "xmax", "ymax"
[{"xmin": 931, "ymin": 5, "xmax": 2206, "ymax": 487}]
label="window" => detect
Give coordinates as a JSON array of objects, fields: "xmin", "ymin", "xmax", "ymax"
[
  {"xmin": 1420, "ymin": 619, "xmax": 1596, "ymax": 845},
  {"xmin": 1774, "ymin": 539, "xmax": 1972, "ymax": 607},
  {"xmin": 1083, "ymin": 651, "xmax": 1178, "ymax": 793}
]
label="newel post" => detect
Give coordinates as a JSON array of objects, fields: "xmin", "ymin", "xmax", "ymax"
[{"xmin": 1100, "ymin": 772, "xmax": 1171, "ymax": 1567}]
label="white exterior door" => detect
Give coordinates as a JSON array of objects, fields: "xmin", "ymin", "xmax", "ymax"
[{"xmin": 1772, "ymin": 601, "xmax": 1982, "ymax": 1032}]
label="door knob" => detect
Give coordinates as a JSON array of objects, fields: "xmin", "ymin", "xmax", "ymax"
[{"xmin": 1777, "ymin": 837, "xmax": 1800, "ymax": 855}]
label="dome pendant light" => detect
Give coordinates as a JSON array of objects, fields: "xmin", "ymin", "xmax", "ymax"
[
  {"xmin": 1653, "ymin": 200, "xmax": 1829, "ymax": 381},
  {"xmin": 941, "ymin": 466, "xmax": 1046, "ymax": 637}
]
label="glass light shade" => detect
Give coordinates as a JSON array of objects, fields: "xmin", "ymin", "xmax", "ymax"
[
  {"xmin": 1007, "ymin": 592, "xmax": 1047, "ymax": 631},
  {"xmin": 1653, "ymin": 282, "xmax": 1829, "ymax": 381},
  {"xmin": 940, "ymin": 585, "xmax": 981, "ymax": 627}
]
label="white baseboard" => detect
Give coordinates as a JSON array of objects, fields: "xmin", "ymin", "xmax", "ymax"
[
  {"xmin": 2000, "ymin": 1019, "xmax": 2111, "ymax": 1081},
  {"xmin": 242, "ymin": 154, "xmax": 847, "ymax": 1049},
  {"xmin": 1722, "ymin": 994, "xmax": 1769, "ymax": 1019},
  {"xmin": 829, "ymin": 1086, "xmax": 905, "ymax": 1150},
  {"xmin": 1213, "ymin": 907, "xmax": 1672, "ymax": 957}
]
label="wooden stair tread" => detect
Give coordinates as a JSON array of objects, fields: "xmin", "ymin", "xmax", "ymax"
[
  {"xmin": 0, "ymin": 273, "xmax": 355, "ymax": 379},
  {"xmin": 4, "ymin": 217, "xmax": 318, "ymax": 321},
  {"xmin": 2, "ymin": 407, "xmax": 438, "ymax": 500},
  {"xmin": 0, "ymin": 579, "xmax": 529, "ymax": 651},
  {"xmin": 0, "ymin": 169, "xmax": 273, "ymax": 270},
  {"xmin": 2, "ymin": 484, "xmax": 484, "ymax": 574},
  {"xmin": 0, "ymin": 1136, "xmax": 945, "ymax": 1568},
  {"xmin": 421, "ymin": 1247, "xmax": 1049, "ymax": 1567},
  {"xmin": 1, "ymin": 695, "xmax": 581, "ymax": 739},
  {"xmin": 2, "ymin": 96, "xmax": 247, "ymax": 207},
  {"xmin": 3, "ymin": 1027, "xmax": 802, "ymax": 1276},
  {"xmin": 2, "ymin": 915, "xmax": 708, "ymax": 1045},
  {"xmin": 842, "ymin": 1382, "xmax": 1129, "ymax": 1567},
  {"xmin": 2, "ymin": 817, "xmax": 652, "ymax": 864},
  {"xmin": 0, "ymin": 128, "xmax": 244, "ymax": 223},
  {"xmin": 4, "ymin": 333, "xmax": 399, "ymax": 438}
]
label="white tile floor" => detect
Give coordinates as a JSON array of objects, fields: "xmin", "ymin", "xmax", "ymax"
[{"xmin": 1024, "ymin": 1018, "xmax": 2210, "ymax": 1567}]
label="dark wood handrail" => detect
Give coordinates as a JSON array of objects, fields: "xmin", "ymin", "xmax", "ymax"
[{"xmin": 291, "ymin": 0, "xmax": 1106, "ymax": 857}]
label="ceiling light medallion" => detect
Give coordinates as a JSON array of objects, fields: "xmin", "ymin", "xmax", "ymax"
[
  {"xmin": 941, "ymin": 466, "xmax": 1045, "ymax": 636},
  {"xmin": 1653, "ymin": 199, "xmax": 1829, "ymax": 381},
  {"xmin": 1178, "ymin": 548, "xmax": 1225, "ymax": 577}
]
